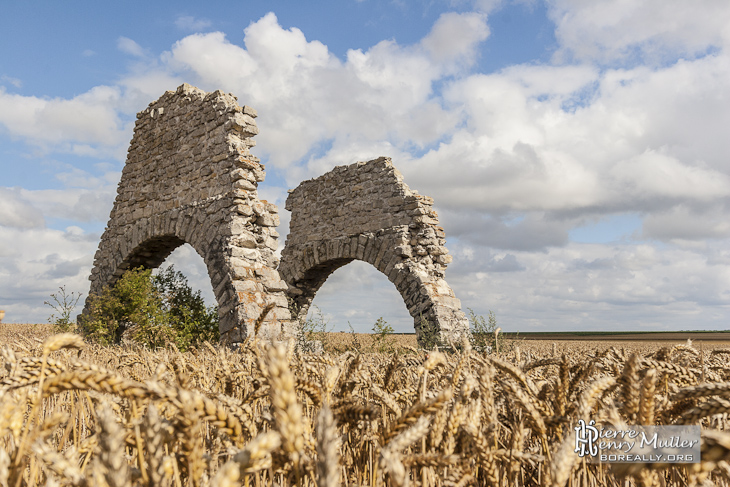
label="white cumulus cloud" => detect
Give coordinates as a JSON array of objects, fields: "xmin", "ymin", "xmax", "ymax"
[
  {"xmin": 0, "ymin": 85, "xmax": 129, "ymax": 155},
  {"xmin": 548, "ymin": 0, "xmax": 730, "ymax": 64},
  {"xmin": 3, "ymin": 5, "xmax": 730, "ymax": 330}
]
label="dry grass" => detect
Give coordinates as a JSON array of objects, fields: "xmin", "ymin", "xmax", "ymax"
[
  {"xmin": 1, "ymin": 325, "xmax": 730, "ymax": 486},
  {"xmin": 0, "ymin": 323, "xmax": 55, "ymax": 343},
  {"xmin": 320, "ymin": 332, "xmax": 417, "ymax": 353},
  {"xmin": 322, "ymin": 331, "xmax": 730, "ymax": 355}
]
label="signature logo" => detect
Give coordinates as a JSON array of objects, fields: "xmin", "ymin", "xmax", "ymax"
[{"xmin": 574, "ymin": 419, "xmax": 599, "ymax": 457}]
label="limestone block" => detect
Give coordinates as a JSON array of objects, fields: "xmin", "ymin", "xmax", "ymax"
[
  {"xmin": 265, "ymin": 294, "xmax": 290, "ymax": 309},
  {"xmin": 231, "ymin": 247, "xmax": 261, "ymax": 261},
  {"xmin": 263, "ymin": 236, "xmax": 278, "ymax": 251},
  {"xmin": 234, "ymin": 179, "xmax": 257, "ymax": 191},
  {"xmin": 235, "ymin": 204, "xmax": 254, "ymax": 216},
  {"xmin": 256, "ymin": 214, "xmax": 279, "ymax": 227},
  {"xmin": 394, "ymin": 245, "xmax": 412, "ymax": 258},
  {"xmin": 230, "ymin": 231, "xmax": 257, "ymax": 249},
  {"xmin": 252, "ymin": 166, "xmax": 266, "ymax": 182},
  {"xmin": 251, "ymin": 200, "xmax": 265, "ymax": 216},
  {"xmin": 255, "ymin": 266, "xmax": 288, "ymax": 292},
  {"xmin": 230, "ymin": 168, "xmax": 249, "ymax": 181}
]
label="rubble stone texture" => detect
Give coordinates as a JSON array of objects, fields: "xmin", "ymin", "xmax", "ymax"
[
  {"xmin": 83, "ymin": 84, "xmax": 469, "ymax": 346},
  {"xmin": 82, "ymin": 84, "xmax": 293, "ymax": 343},
  {"xmin": 278, "ymin": 157, "xmax": 470, "ymax": 345}
]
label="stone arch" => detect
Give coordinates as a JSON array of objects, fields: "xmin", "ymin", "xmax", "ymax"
[
  {"xmin": 278, "ymin": 157, "xmax": 469, "ymax": 345},
  {"xmin": 82, "ymin": 84, "xmax": 293, "ymax": 343}
]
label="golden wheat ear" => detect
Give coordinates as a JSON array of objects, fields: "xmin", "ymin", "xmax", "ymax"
[
  {"xmin": 263, "ymin": 343, "xmax": 306, "ymax": 468},
  {"xmin": 42, "ymin": 333, "xmax": 85, "ymax": 355},
  {"xmin": 315, "ymin": 404, "xmax": 340, "ymax": 487},
  {"xmin": 94, "ymin": 403, "xmax": 131, "ymax": 487},
  {"xmin": 228, "ymin": 431, "xmax": 281, "ymax": 475},
  {"xmin": 550, "ymin": 432, "xmax": 579, "ymax": 487},
  {"xmin": 380, "ymin": 415, "xmax": 431, "ymax": 487},
  {"xmin": 32, "ymin": 441, "xmax": 86, "ymax": 487}
]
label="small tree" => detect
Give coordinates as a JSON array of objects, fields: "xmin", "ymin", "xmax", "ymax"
[
  {"xmin": 45, "ymin": 286, "xmax": 82, "ymax": 333},
  {"xmin": 80, "ymin": 267, "xmax": 171, "ymax": 346},
  {"xmin": 79, "ymin": 265, "xmax": 218, "ymax": 350}
]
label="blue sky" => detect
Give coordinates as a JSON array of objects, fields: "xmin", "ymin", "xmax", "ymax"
[{"xmin": 1, "ymin": 0, "xmax": 729, "ymax": 333}]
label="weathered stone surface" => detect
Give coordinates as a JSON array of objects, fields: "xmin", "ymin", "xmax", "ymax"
[
  {"xmin": 82, "ymin": 84, "xmax": 469, "ymax": 347},
  {"xmin": 279, "ymin": 157, "xmax": 469, "ymax": 346},
  {"xmin": 80, "ymin": 84, "xmax": 292, "ymax": 343}
]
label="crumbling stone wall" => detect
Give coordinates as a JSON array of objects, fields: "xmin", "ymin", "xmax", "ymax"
[
  {"xmin": 278, "ymin": 157, "xmax": 469, "ymax": 345},
  {"xmin": 82, "ymin": 84, "xmax": 292, "ymax": 342}
]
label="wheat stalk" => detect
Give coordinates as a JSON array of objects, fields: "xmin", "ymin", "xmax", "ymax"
[
  {"xmin": 380, "ymin": 415, "xmax": 430, "ymax": 487},
  {"xmin": 315, "ymin": 404, "xmax": 340, "ymax": 487},
  {"xmin": 382, "ymin": 388, "xmax": 452, "ymax": 444},
  {"xmin": 94, "ymin": 403, "xmax": 130, "ymax": 487},
  {"xmin": 262, "ymin": 343, "xmax": 306, "ymax": 469}
]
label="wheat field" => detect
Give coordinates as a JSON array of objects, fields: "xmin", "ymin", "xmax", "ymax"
[{"xmin": 1, "ymin": 323, "xmax": 730, "ymax": 486}]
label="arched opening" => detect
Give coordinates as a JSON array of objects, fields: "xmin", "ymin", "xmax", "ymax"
[
  {"xmin": 106, "ymin": 236, "xmax": 218, "ymax": 305},
  {"xmin": 308, "ymin": 260, "xmax": 413, "ymax": 333},
  {"xmin": 89, "ymin": 229, "xmax": 232, "ymax": 332},
  {"xmin": 112, "ymin": 235, "xmax": 184, "ymax": 280},
  {"xmin": 155, "ymin": 243, "xmax": 216, "ymax": 308}
]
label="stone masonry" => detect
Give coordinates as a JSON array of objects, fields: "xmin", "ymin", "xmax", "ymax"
[
  {"xmin": 84, "ymin": 84, "xmax": 469, "ymax": 345},
  {"xmin": 278, "ymin": 157, "xmax": 470, "ymax": 346},
  {"xmin": 82, "ymin": 84, "xmax": 293, "ymax": 343}
]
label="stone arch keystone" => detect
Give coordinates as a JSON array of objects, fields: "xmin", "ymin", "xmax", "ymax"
[
  {"xmin": 278, "ymin": 157, "xmax": 469, "ymax": 346},
  {"xmin": 81, "ymin": 84, "xmax": 293, "ymax": 343}
]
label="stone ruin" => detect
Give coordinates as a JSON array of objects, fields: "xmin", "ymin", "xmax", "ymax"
[
  {"xmin": 279, "ymin": 157, "xmax": 469, "ymax": 343},
  {"xmin": 82, "ymin": 84, "xmax": 469, "ymax": 346},
  {"xmin": 82, "ymin": 84, "xmax": 292, "ymax": 343}
]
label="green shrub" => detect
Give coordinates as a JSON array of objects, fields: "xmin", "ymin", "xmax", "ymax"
[
  {"xmin": 79, "ymin": 265, "xmax": 218, "ymax": 350},
  {"xmin": 80, "ymin": 267, "xmax": 169, "ymax": 346},
  {"xmin": 153, "ymin": 265, "xmax": 219, "ymax": 349},
  {"xmin": 468, "ymin": 308, "xmax": 517, "ymax": 354},
  {"xmin": 294, "ymin": 305, "xmax": 331, "ymax": 353},
  {"xmin": 468, "ymin": 308, "xmax": 494, "ymax": 352},
  {"xmin": 372, "ymin": 317, "xmax": 395, "ymax": 353},
  {"xmin": 417, "ymin": 314, "xmax": 445, "ymax": 351}
]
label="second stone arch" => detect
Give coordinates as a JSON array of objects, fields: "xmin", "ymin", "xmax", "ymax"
[{"xmin": 278, "ymin": 157, "xmax": 469, "ymax": 346}]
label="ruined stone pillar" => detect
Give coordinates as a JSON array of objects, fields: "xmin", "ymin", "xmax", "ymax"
[
  {"xmin": 278, "ymin": 157, "xmax": 469, "ymax": 346},
  {"xmin": 82, "ymin": 84, "xmax": 293, "ymax": 343}
]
